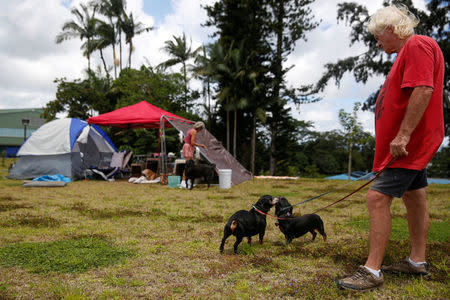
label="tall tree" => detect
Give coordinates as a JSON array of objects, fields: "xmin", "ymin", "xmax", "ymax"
[
  {"xmin": 120, "ymin": 11, "xmax": 152, "ymax": 68},
  {"xmin": 315, "ymin": 0, "xmax": 449, "ymax": 137},
  {"xmin": 338, "ymin": 102, "xmax": 366, "ymax": 179},
  {"xmin": 265, "ymin": 0, "xmax": 319, "ymax": 175},
  {"xmin": 94, "ymin": 0, "xmax": 127, "ymax": 72},
  {"xmin": 91, "ymin": 20, "xmax": 116, "ymax": 78},
  {"xmin": 93, "ymin": 0, "xmax": 126, "ymax": 78},
  {"xmin": 204, "ymin": 0, "xmax": 272, "ymax": 169},
  {"xmin": 56, "ymin": 3, "xmax": 98, "ymax": 73},
  {"xmin": 158, "ymin": 33, "xmax": 200, "ymax": 103},
  {"xmin": 192, "ymin": 45, "xmax": 214, "ymax": 130}
]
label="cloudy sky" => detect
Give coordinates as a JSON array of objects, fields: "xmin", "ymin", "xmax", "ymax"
[{"xmin": 0, "ymin": 0, "xmax": 429, "ymax": 134}]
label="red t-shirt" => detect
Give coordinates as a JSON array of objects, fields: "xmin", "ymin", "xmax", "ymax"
[{"xmin": 373, "ymin": 35, "xmax": 445, "ymax": 172}]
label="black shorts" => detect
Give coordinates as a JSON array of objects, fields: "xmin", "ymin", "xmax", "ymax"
[{"xmin": 370, "ymin": 168, "xmax": 428, "ymax": 198}]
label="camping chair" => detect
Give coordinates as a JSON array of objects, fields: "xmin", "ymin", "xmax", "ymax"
[{"xmin": 90, "ymin": 150, "xmax": 133, "ymax": 180}]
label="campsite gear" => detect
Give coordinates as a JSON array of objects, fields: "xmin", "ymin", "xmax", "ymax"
[
  {"xmin": 336, "ymin": 265, "xmax": 384, "ymax": 291},
  {"xmin": 22, "ymin": 181, "xmax": 67, "ymax": 187},
  {"xmin": 161, "ymin": 117, "xmax": 252, "ymax": 186},
  {"xmin": 218, "ymin": 169, "xmax": 232, "ymax": 189},
  {"xmin": 381, "ymin": 258, "xmax": 430, "ymax": 276},
  {"xmin": 32, "ymin": 174, "xmax": 71, "ymax": 183},
  {"xmin": 9, "ymin": 118, "xmax": 117, "ymax": 180},
  {"xmin": 88, "ymin": 101, "xmax": 252, "ymax": 186},
  {"xmin": 168, "ymin": 175, "xmax": 181, "ymax": 188}
]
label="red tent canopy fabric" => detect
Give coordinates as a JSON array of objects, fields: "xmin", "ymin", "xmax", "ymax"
[{"xmin": 87, "ymin": 101, "xmax": 191, "ymax": 129}]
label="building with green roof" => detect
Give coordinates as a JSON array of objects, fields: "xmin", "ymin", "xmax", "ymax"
[{"xmin": 0, "ymin": 108, "xmax": 46, "ymax": 157}]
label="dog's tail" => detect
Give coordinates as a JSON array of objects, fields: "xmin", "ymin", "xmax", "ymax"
[{"xmin": 230, "ymin": 219, "xmax": 238, "ymax": 232}]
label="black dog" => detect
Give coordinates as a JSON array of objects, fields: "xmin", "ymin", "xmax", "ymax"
[
  {"xmin": 275, "ymin": 197, "xmax": 327, "ymax": 244},
  {"xmin": 220, "ymin": 195, "xmax": 279, "ymax": 254},
  {"xmin": 184, "ymin": 159, "xmax": 216, "ymax": 190}
]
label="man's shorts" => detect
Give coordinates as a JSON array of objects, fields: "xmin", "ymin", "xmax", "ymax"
[{"xmin": 370, "ymin": 168, "xmax": 428, "ymax": 198}]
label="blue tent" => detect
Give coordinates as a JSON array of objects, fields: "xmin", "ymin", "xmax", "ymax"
[{"xmin": 9, "ymin": 118, "xmax": 117, "ymax": 180}]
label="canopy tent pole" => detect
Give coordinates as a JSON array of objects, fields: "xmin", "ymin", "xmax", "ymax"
[{"xmin": 159, "ymin": 115, "xmax": 168, "ymax": 184}]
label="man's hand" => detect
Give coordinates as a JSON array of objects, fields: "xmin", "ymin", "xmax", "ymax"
[{"xmin": 390, "ymin": 134, "xmax": 410, "ymax": 157}]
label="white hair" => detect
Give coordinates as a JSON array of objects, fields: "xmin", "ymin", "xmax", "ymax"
[
  {"xmin": 368, "ymin": 4, "xmax": 419, "ymax": 39},
  {"xmin": 193, "ymin": 121, "xmax": 205, "ymax": 130}
]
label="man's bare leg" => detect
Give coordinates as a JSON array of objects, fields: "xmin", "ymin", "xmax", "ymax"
[
  {"xmin": 402, "ymin": 188, "xmax": 429, "ymax": 262},
  {"xmin": 365, "ymin": 189, "xmax": 393, "ymax": 270}
]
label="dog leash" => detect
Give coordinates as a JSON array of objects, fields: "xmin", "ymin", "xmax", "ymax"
[
  {"xmin": 252, "ymin": 205, "xmax": 291, "ymax": 220},
  {"xmin": 279, "ymin": 157, "xmax": 396, "ymax": 213},
  {"xmin": 311, "ymin": 157, "xmax": 395, "ymax": 213},
  {"xmin": 253, "ymin": 158, "xmax": 395, "ymax": 219}
]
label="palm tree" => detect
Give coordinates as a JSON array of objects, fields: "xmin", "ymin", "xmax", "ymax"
[
  {"xmin": 158, "ymin": 33, "xmax": 201, "ymax": 103},
  {"xmin": 94, "ymin": 0, "xmax": 126, "ymax": 73},
  {"xmin": 192, "ymin": 45, "xmax": 213, "ymax": 129},
  {"xmin": 91, "ymin": 20, "xmax": 116, "ymax": 78},
  {"xmin": 211, "ymin": 41, "xmax": 255, "ymax": 157},
  {"xmin": 56, "ymin": 3, "xmax": 98, "ymax": 73},
  {"xmin": 120, "ymin": 11, "xmax": 152, "ymax": 68}
]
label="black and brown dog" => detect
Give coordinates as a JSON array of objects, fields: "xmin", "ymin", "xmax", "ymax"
[
  {"xmin": 220, "ymin": 195, "xmax": 279, "ymax": 254},
  {"xmin": 275, "ymin": 197, "xmax": 327, "ymax": 244},
  {"xmin": 184, "ymin": 159, "xmax": 216, "ymax": 190}
]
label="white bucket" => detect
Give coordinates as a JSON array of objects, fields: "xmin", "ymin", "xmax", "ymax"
[{"xmin": 218, "ymin": 169, "xmax": 232, "ymax": 189}]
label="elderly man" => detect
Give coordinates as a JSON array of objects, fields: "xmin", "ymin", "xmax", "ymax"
[{"xmin": 336, "ymin": 4, "xmax": 445, "ymax": 291}]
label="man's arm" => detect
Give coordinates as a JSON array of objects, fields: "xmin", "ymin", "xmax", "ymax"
[{"xmin": 390, "ymin": 86, "xmax": 434, "ymax": 157}]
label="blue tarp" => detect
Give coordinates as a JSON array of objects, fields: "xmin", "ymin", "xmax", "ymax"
[
  {"xmin": 428, "ymin": 178, "xmax": 450, "ymax": 184},
  {"xmin": 325, "ymin": 173, "xmax": 450, "ymax": 184},
  {"xmin": 32, "ymin": 174, "xmax": 71, "ymax": 183},
  {"xmin": 325, "ymin": 171, "xmax": 374, "ymax": 181}
]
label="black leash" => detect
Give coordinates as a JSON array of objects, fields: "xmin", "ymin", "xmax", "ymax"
[{"xmin": 282, "ymin": 157, "xmax": 395, "ymax": 213}]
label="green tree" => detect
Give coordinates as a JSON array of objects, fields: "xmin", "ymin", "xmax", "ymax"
[
  {"xmin": 56, "ymin": 3, "xmax": 98, "ymax": 73},
  {"xmin": 338, "ymin": 102, "xmax": 367, "ymax": 179},
  {"xmin": 158, "ymin": 33, "xmax": 201, "ymax": 104},
  {"xmin": 91, "ymin": 19, "xmax": 115, "ymax": 78},
  {"xmin": 105, "ymin": 66, "xmax": 197, "ymax": 155},
  {"xmin": 192, "ymin": 45, "xmax": 214, "ymax": 129},
  {"xmin": 120, "ymin": 11, "xmax": 152, "ymax": 68},
  {"xmin": 94, "ymin": 0, "xmax": 127, "ymax": 73},
  {"xmin": 42, "ymin": 69, "xmax": 113, "ymax": 121},
  {"xmin": 204, "ymin": 0, "xmax": 273, "ymax": 171},
  {"xmin": 265, "ymin": 0, "xmax": 320, "ymax": 175},
  {"xmin": 315, "ymin": 0, "xmax": 449, "ymax": 136}
]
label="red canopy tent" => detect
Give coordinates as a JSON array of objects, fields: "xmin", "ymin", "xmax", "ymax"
[
  {"xmin": 88, "ymin": 101, "xmax": 252, "ymax": 186},
  {"xmin": 87, "ymin": 100, "xmax": 190, "ymax": 129}
]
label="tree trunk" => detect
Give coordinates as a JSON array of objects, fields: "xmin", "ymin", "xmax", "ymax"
[
  {"xmin": 183, "ymin": 62, "xmax": 188, "ymax": 102},
  {"xmin": 233, "ymin": 108, "xmax": 237, "ymax": 157},
  {"xmin": 226, "ymin": 105, "xmax": 230, "ymax": 152},
  {"xmin": 119, "ymin": 29, "xmax": 123, "ymax": 71},
  {"xmin": 100, "ymin": 49, "xmax": 110, "ymax": 78},
  {"xmin": 128, "ymin": 39, "xmax": 132, "ymax": 68},
  {"xmin": 251, "ymin": 114, "xmax": 256, "ymax": 175},
  {"xmin": 347, "ymin": 144, "xmax": 352, "ymax": 180},
  {"xmin": 207, "ymin": 78, "xmax": 211, "ymax": 131},
  {"xmin": 112, "ymin": 44, "xmax": 117, "ymax": 79},
  {"xmin": 269, "ymin": 0, "xmax": 285, "ymax": 176},
  {"xmin": 269, "ymin": 120, "xmax": 277, "ymax": 175}
]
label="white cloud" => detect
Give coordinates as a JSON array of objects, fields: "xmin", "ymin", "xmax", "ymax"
[{"xmin": 0, "ymin": 0, "xmax": 429, "ymax": 136}]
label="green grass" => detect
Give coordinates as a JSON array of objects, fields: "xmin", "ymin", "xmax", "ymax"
[
  {"xmin": 0, "ymin": 236, "xmax": 133, "ymax": 273},
  {"xmin": 0, "ymin": 159, "xmax": 448, "ymax": 298},
  {"xmin": 348, "ymin": 216, "xmax": 450, "ymax": 242}
]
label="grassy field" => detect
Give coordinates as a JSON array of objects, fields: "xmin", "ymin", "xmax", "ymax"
[{"xmin": 0, "ymin": 159, "xmax": 448, "ymax": 299}]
